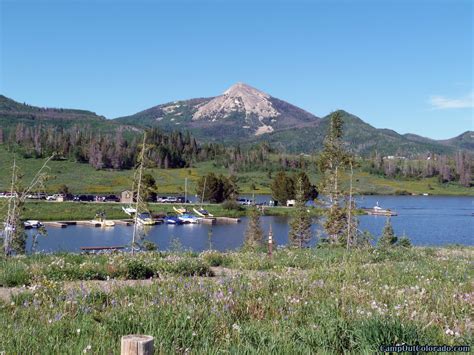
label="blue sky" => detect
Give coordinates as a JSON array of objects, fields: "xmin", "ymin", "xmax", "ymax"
[{"xmin": 1, "ymin": 0, "xmax": 472, "ymax": 139}]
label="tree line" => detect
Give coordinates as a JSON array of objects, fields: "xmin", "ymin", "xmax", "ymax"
[{"xmin": 365, "ymin": 151, "xmax": 472, "ymax": 187}]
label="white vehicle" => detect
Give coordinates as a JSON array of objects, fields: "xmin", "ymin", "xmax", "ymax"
[{"xmin": 46, "ymin": 194, "xmax": 59, "ymax": 201}]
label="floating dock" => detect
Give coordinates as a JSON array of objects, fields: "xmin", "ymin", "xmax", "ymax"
[{"xmin": 214, "ymin": 217, "xmax": 241, "ymax": 224}]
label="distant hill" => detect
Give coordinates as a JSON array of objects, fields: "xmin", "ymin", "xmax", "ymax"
[
  {"xmin": 0, "ymin": 95, "xmax": 132, "ymax": 134},
  {"xmin": 1, "ymin": 89, "xmax": 471, "ymax": 156}
]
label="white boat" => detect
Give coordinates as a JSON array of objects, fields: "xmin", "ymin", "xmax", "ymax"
[
  {"xmin": 178, "ymin": 213, "xmax": 201, "ymax": 224},
  {"xmin": 24, "ymin": 220, "xmax": 43, "ymax": 229},
  {"xmin": 93, "ymin": 212, "xmax": 115, "ymax": 227},
  {"xmin": 122, "ymin": 206, "xmax": 137, "ymax": 216},
  {"xmin": 137, "ymin": 212, "xmax": 154, "ymax": 225},
  {"xmin": 193, "ymin": 208, "xmax": 213, "ymax": 217},
  {"xmin": 365, "ymin": 202, "xmax": 397, "ymax": 216}
]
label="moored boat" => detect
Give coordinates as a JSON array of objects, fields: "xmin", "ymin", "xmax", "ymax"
[
  {"xmin": 178, "ymin": 213, "xmax": 201, "ymax": 224},
  {"xmin": 122, "ymin": 206, "xmax": 137, "ymax": 216},
  {"xmin": 24, "ymin": 220, "xmax": 43, "ymax": 229},
  {"xmin": 165, "ymin": 215, "xmax": 184, "ymax": 225},
  {"xmin": 364, "ymin": 202, "xmax": 397, "ymax": 216},
  {"xmin": 137, "ymin": 212, "xmax": 154, "ymax": 225},
  {"xmin": 193, "ymin": 208, "xmax": 213, "ymax": 217},
  {"xmin": 173, "ymin": 206, "xmax": 187, "ymax": 215},
  {"xmin": 93, "ymin": 212, "xmax": 115, "ymax": 227}
]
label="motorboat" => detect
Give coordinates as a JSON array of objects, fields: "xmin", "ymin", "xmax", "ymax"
[
  {"xmin": 193, "ymin": 208, "xmax": 213, "ymax": 217},
  {"xmin": 137, "ymin": 212, "xmax": 154, "ymax": 225},
  {"xmin": 164, "ymin": 215, "xmax": 184, "ymax": 225},
  {"xmin": 122, "ymin": 206, "xmax": 137, "ymax": 216},
  {"xmin": 24, "ymin": 220, "xmax": 43, "ymax": 229},
  {"xmin": 93, "ymin": 212, "xmax": 115, "ymax": 227},
  {"xmin": 178, "ymin": 213, "xmax": 201, "ymax": 224},
  {"xmin": 173, "ymin": 206, "xmax": 187, "ymax": 214},
  {"xmin": 364, "ymin": 202, "xmax": 397, "ymax": 216}
]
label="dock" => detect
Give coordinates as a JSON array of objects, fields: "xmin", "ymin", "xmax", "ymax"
[
  {"xmin": 43, "ymin": 221, "xmax": 68, "ymax": 228},
  {"xmin": 80, "ymin": 246, "xmax": 125, "ymax": 252},
  {"xmin": 214, "ymin": 217, "xmax": 241, "ymax": 224},
  {"xmin": 200, "ymin": 217, "xmax": 216, "ymax": 225}
]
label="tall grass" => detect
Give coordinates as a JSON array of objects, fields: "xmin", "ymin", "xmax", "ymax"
[{"xmin": 0, "ymin": 247, "xmax": 472, "ymax": 353}]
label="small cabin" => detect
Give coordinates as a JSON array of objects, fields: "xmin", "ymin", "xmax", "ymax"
[{"xmin": 120, "ymin": 190, "xmax": 133, "ymax": 204}]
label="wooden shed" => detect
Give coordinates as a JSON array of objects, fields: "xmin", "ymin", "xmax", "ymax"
[{"xmin": 120, "ymin": 190, "xmax": 133, "ymax": 204}]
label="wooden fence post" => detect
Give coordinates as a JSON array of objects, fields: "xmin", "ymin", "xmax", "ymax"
[{"xmin": 121, "ymin": 335, "xmax": 154, "ymax": 355}]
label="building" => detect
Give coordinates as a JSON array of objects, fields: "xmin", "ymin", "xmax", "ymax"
[{"xmin": 120, "ymin": 190, "xmax": 133, "ymax": 204}]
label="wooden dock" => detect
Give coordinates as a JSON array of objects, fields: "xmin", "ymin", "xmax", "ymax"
[
  {"xmin": 214, "ymin": 217, "xmax": 241, "ymax": 224},
  {"xmin": 200, "ymin": 217, "xmax": 216, "ymax": 225},
  {"xmin": 80, "ymin": 246, "xmax": 125, "ymax": 252},
  {"xmin": 43, "ymin": 221, "xmax": 68, "ymax": 228}
]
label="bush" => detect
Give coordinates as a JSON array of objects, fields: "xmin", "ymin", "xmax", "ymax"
[
  {"xmin": 222, "ymin": 200, "xmax": 244, "ymax": 211},
  {"xmin": 201, "ymin": 251, "xmax": 228, "ymax": 267},
  {"xmin": 0, "ymin": 261, "xmax": 30, "ymax": 287},
  {"xmin": 125, "ymin": 260, "xmax": 154, "ymax": 279},
  {"xmin": 397, "ymin": 236, "xmax": 412, "ymax": 248}
]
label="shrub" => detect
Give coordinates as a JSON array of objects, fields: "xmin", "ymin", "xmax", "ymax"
[
  {"xmin": 222, "ymin": 200, "xmax": 243, "ymax": 211},
  {"xmin": 397, "ymin": 236, "xmax": 412, "ymax": 248},
  {"xmin": 125, "ymin": 260, "xmax": 154, "ymax": 279},
  {"xmin": 201, "ymin": 251, "xmax": 228, "ymax": 267},
  {"xmin": 0, "ymin": 261, "xmax": 30, "ymax": 287}
]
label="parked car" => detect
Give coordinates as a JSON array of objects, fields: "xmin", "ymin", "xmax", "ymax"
[
  {"xmin": 104, "ymin": 195, "xmax": 120, "ymax": 202},
  {"xmin": 162, "ymin": 196, "xmax": 178, "ymax": 203},
  {"xmin": 73, "ymin": 195, "xmax": 94, "ymax": 202},
  {"xmin": 237, "ymin": 198, "xmax": 253, "ymax": 206},
  {"xmin": 46, "ymin": 194, "xmax": 61, "ymax": 201},
  {"xmin": 156, "ymin": 196, "xmax": 168, "ymax": 203},
  {"xmin": 176, "ymin": 196, "xmax": 190, "ymax": 203}
]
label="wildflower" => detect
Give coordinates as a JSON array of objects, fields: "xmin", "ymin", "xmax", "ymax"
[
  {"xmin": 83, "ymin": 344, "xmax": 92, "ymax": 353},
  {"xmin": 192, "ymin": 332, "xmax": 197, "ymax": 337},
  {"xmin": 445, "ymin": 328, "xmax": 454, "ymax": 336},
  {"xmin": 76, "ymin": 329, "xmax": 81, "ymax": 335},
  {"xmin": 232, "ymin": 323, "xmax": 241, "ymax": 332}
]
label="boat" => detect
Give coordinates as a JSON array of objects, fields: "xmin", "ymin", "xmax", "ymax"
[
  {"xmin": 164, "ymin": 215, "xmax": 184, "ymax": 225},
  {"xmin": 122, "ymin": 206, "xmax": 137, "ymax": 216},
  {"xmin": 93, "ymin": 212, "xmax": 115, "ymax": 227},
  {"xmin": 173, "ymin": 206, "xmax": 187, "ymax": 215},
  {"xmin": 178, "ymin": 213, "xmax": 201, "ymax": 224},
  {"xmin": 24, "ymin": 220, "xmax": 43, "ymax": 229},
  {"xmin": 193, "ymin": 208, "xmax": 213, "ymax": 218},
  {"xmin": 364, "ymin": 202, "xmax": 397, "ymax": 216},
  {"xmin": 137, "ymin": 212, "xmax": 154, "ymax": 225}
]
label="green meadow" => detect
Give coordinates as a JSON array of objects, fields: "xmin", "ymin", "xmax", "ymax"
[
  {"xmin": 0, "ymin": 147, "xmax": 472, "ymax": 196},
  {"xmin": 0, "ymin": 247, "xmax": 472, "ymax": 353}
]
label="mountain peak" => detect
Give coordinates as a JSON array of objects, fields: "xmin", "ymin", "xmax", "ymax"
[
  {"xmin": 193, "ymin": 82, "xmax": 278, "ymax": 123},
  {"xmin": 223, "ymin": 82, "xmax": 270, "ymax": 99}
]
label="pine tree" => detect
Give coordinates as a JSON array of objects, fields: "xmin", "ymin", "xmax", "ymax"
[
  {"xmin": 319, "ymin": 111, "xmax": 350, "ymax": 243},
  {"xmin": 378, "ymin": 217, "xmax": 397, "ymax": 248},
  {"xmin": 244, "ymin": 207, "xmax": 264, "ymax": 250},
  {"xmin": 270, "ymin": 171, "xmax": 294, "ymax": 205},
  {"xmin": 288, "ymin": 178, "xmax": 313, "ymax": 248}
]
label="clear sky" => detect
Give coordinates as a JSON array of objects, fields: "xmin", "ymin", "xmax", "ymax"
[{"xmin": 1, "ymin": 0, "xmax": 472, "ymax": 139}]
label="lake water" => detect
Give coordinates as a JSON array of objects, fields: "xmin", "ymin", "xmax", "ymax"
[{"xmin": 27, "ymin": 195, "xmax": 473, "ymax": 253}]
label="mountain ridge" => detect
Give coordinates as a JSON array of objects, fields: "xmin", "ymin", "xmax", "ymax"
[{"xmin": 0, "ymin": 88, "xmax": 471, "ymax": 156}]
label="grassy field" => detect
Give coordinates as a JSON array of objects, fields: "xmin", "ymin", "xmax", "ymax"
[
  {"xmin": 0, "ymin": 147, "xmax": 472, "ymax": 196},
  {"xmin": 0, "ymin": 247, "xmax": 472, "ymax": 353}
]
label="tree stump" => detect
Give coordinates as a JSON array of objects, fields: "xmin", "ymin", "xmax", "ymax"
[{"xmin": 121, "ymin": 335, "xmax": 154, "ymax": 355}]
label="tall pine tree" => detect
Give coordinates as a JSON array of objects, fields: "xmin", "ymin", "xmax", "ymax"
[{"xmin": 288, "ymin": 178, "xmax": 313, "ymax": 248}]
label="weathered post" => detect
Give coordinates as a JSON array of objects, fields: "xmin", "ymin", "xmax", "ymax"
[
  {"xmin": 268, "ymin": 224, "xmax": 273, "ymax": 259},
  {"xmin": 121, "ymin": 335, "xmax": 154, "ymax": 355}
]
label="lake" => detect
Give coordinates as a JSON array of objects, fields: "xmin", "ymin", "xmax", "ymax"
[{"xmin": 27, "ymin": 195, "xmax": 473, "ymax": 253}]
